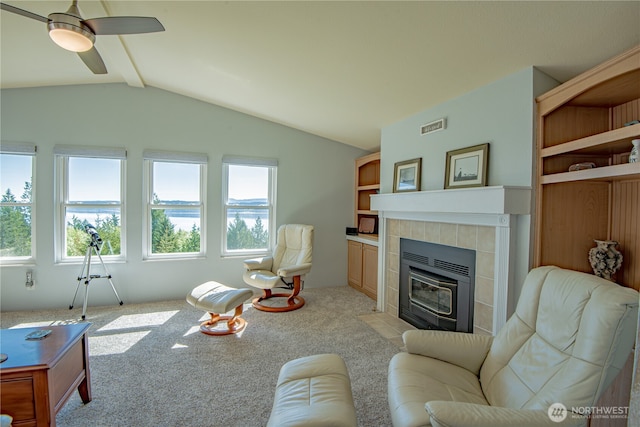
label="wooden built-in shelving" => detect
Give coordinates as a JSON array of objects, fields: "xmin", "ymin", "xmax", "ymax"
[
  {"xmin": 535, "ymin": 46, "xmax": 640, "ymax": 424},
  {"xmin": 535, "ymin": 45, "xmax": 640, "ymax": 293},
  {"xmin": 348, "ymin": 152, "xmax": 380, "ymax": 300},
  {"xmin": 354, "ymin": 152, "xmax": 380, "ymax": 234}
]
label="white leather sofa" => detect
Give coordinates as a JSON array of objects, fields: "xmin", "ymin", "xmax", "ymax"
[{"xmin": 388, "ymin": 266, "xmax": 639, "ymax": 427}]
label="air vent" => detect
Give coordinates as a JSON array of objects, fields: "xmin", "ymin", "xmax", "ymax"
[
  {"xmin": 403, "ymin": 252, "xmax": 429, "ymax": 266},
  {"xmin": 434, "ymin": 259, "xmax": 470, "ymax": 277},
  {"xmin": 420, "ymin": 118, "xmax": 446, "ymax": 135}
]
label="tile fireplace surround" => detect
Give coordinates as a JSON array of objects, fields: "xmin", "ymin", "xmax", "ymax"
[{"xmin": 370, "ymin": 186, "xmax": 531, "ymax": 335}]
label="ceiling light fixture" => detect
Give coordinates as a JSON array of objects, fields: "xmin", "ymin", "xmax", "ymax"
[
  {"xmin": 47, "ymin": 3, "xmax": 95, "ymax": 53},
  {"xmin": 48, "ymin": 22, "xmax": 94, "ymax": 52}
]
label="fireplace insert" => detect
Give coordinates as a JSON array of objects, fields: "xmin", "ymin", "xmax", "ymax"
[{"xmin": 399, "ymin": 238, "xmax": 475, "ymax": 332}]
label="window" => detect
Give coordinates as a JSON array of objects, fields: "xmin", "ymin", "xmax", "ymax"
[
  {"xmin": 143, "ymin": 150, "xmax": 207, "ymax": 259},
  {"xmin": 55, "ymin": 146, "xmax": 125, "ymax": 262},
  {"xmin": 222, "ymin": 156, "xmax": 277, "ymax": 256},
  {"xmin": 0, "ymin": 142, "xmax": 36, "ymax": 263}
]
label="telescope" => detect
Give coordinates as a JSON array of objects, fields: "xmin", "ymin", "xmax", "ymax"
[
  {"xmin": 70, "ymin": 223, "xmax": 123, "ymax": 319},
  {"xmin": 85, "ymin": 224, "xmax": 102, "ymax": 245}
]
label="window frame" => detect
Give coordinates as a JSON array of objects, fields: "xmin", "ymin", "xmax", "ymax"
[
  {"xmin": 54, "ymin": 146, "xmax": 126, "ymax": 264},
  {"xmin": 142, "ymin": 150, "xmax": 207, "ymax": 260},
  {"xmin": 0, "ymin": 142, "xmax": 36, "ymax": 265},
  {"xmin": 221, "ymin": 156, "xmax": 277, "ymax": 257}
]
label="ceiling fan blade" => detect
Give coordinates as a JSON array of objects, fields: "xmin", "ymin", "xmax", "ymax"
[
  {"xmin": 0, "ymin": 2, "xmax": 48, "ymax": 23},
  {"xmin": 78, "ymin": 47, "xmax": 107, "ymax": 74},
  {"xmin": 83, "ymin": 16, "xmax": 164, "ymax": 35}
]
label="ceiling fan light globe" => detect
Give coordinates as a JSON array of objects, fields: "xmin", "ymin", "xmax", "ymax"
[
  {"xmin": 47, "ymin": 13, "xmax": 95, "ymax": 52},
  {"xmin": 49, "ymin": 27, "xmax": 93, "ymax": 52}
]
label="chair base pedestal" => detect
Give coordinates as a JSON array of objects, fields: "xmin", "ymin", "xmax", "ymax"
[
  {"xmin": 200, "ymin": 308, "xmax": 247, "ymax": 336},
  {"xmin": 252, "ymin": 294, "xmax": 305, "ymax": 312},
  {"xmin": 253, "ymin": 275, "xmax": 305, "ymax": 312}
]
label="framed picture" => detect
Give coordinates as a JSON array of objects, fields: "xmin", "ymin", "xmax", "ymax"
[
  {"xmin": 393, "ymin": 158, "xmax": 422, "ymax": 193},
  {"xmin": 444, "ymin": 143, "xmax": 489, "ymax": 189}
]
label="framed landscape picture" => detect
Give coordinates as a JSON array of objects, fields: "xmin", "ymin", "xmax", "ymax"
[
  {"xmin": 444, "ymin": 143, "xmax": 489, "ymax": 189},
  {"xmin": 393, "ymin": 158, "xmax": 421, "ymax": 192}
]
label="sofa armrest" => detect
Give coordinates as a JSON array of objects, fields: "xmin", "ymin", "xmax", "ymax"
[
  {"xmin": 243, "ymin": 256, "xmax": 273, "ymax": 271},
  {"xmin": 425, "ymin": 401, "xmax": 587, "ymax": 427},
  {"xmin": 403, "ymin": 330, "xmax": 493, "ymax": 375},
  {"xmin": 277, "ymin": 263, "xmax": 312, "ymax": 278}
]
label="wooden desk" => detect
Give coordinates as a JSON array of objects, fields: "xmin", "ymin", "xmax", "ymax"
[{"xmin": 0, "ymin": 323, "xmax": 92, "ymax": 427}]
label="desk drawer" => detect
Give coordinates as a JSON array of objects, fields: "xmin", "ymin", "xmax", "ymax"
[{"xmin": 0, "ymin": 376, "xmax": 36, "ymax": 422}]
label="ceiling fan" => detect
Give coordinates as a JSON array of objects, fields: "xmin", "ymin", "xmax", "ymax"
[{"xmin": 0, "ymin": 0, "xmax": 164, "ymax": 74}]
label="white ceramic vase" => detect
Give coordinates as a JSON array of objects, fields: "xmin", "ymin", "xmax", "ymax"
[{"xmin": 588, "ymin": 240, "xmax": 623, "ymax": 281}]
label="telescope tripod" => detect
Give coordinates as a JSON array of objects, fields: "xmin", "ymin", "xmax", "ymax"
[{"xmin": 70, "ymin": 240, "xmax": 123, "ymax": 320}]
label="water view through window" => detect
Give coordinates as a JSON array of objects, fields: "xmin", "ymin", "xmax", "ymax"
[{"xmin": 225, "ymin": 164, "xmax": 273, "ymax": 252}]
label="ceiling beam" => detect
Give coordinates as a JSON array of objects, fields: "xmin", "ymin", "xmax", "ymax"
[{"xmin": 82, "ymin": 0, "xmax": 144, "ymax": 88}]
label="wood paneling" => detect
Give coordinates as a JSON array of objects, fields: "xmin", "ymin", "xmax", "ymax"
[
  {"xmin": 611, "ymin": 98, "xmax": 640, "ymax": 128},
  {"xmin": 611, "ymin": 180, "xmax": 640, "ymax": 291},
  {"xmin": 543, "ymin": 106, "xmax": 609, "ymax": 147},
  {"xmin": 539, "ymin": 182, "xmax": 610, "ymax": 273}
]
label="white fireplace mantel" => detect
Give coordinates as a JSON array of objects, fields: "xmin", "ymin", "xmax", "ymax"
[
  {"xmin": 370, "ymin": 185, "xmax": 531, "ymax": 227},
  {"xmin": 371, "ymin": 185, "xmax": 532, "ymax": 334}
]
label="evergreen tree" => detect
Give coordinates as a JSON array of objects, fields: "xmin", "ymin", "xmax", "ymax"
[
  {"xmin": 152, "ymin": 208, "xmax": 179, "ymax": 253},
  {"xmin": 95, "ymin": 214, "xmax": 121, "ymax": 255},
  {"xmin": 181, "ymin": 223, "xmax": 201, "ymax": 252},
  {"xmin": 151, "ymin": 193, "xmax": 179, "ymax": 253},
  {"xmin": 251, "ymin": 216, "xmax": 268, "ymax": 249},
  {"xmin": 226, "ymin": 213, "xmax": 253, "ymax": 250},
  {"xmin": 0, "ymin": 188, "xmax": 31, "ymax": 256}
]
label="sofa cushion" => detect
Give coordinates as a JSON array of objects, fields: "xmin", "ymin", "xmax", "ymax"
[
  {"xmin": 388, "ymin": 352, "xmax": 488, "ymax": 427},
  {"xmin": 267, "ymin": 353, "xmax": 357, "ymax": 427}
]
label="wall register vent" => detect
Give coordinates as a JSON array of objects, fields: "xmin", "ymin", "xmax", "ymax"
[{"xmin": 420, "ymin": 118, "xmax": 446, "ymax": 135}]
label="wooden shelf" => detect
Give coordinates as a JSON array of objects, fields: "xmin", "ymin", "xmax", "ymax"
[
  {"xmin": 357, "ymin": 209, "xmax": 377, "ymax": 216},
  {"xmin": 541, "ymin": 124, "xmax": 640, "ymax": 158},
  {"xmin": 541, "ymin": 162, "xmax": 640, "ymax": 184},
  {"xmin": 357, "ymin": 184, "xmax": 380, "ymax": 191}
]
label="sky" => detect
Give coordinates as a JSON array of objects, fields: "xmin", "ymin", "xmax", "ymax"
[
  {"xmin": 0, "ymin": 154, "xmax": 32, "ymax": 200},
  {"xmin": 1, "ymin": 155, "xmax": 269, "ymax": 202},
  {"xmin": 68, "ymin": 157, "xmax": 121, "ymax": 201}
]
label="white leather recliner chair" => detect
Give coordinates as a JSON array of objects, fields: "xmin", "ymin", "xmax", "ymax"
[
  {"xmin": 243, "ymin": 224, "xmax": 313, "ymax": 312},
  {"xmin": 388, "ymin": 266, "xmax": 639, "ymax": 427}
]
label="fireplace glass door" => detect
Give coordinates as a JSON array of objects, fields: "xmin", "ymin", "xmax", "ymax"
[{"xmin": 409, "ymin": 270, "xmax": 457, "ymax": 316}]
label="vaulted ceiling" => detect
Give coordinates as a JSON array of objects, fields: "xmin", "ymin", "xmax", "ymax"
[{"xmin": 1, "ymin": 1, "xmax": 639, "ymax": 151}]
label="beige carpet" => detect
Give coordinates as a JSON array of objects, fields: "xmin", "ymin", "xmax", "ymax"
[{"xmin": 1, "ymin": 286, "xmax": 400, "ymax": 426}]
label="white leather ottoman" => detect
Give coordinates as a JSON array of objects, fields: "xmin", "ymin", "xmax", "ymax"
[
  {"xmin": 186, "ymin": 281, "xmax": 253, "ymax": 336},
  {"xmin": 267, "ymin": 353, "xmax": 357, "ymax": 427}
]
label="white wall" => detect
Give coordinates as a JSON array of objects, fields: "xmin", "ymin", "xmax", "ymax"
[
  {"xmin": 380, "ymin": 67, "xmax": 559, "ymax": 307},
  {"xmin": 0, "ymin": 84, "xmax": 368, "ymax": 311}
]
